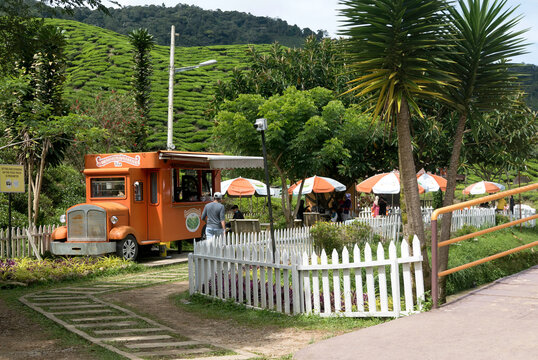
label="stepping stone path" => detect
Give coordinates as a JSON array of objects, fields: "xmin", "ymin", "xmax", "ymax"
[{"xmin": 20, "ymin": 268, "xmax": 254, "ymax": 360}]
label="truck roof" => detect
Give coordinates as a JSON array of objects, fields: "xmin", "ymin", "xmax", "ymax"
[{"xmin": 84, "ymin": 151, "xmax": 263, "ymax": 171}]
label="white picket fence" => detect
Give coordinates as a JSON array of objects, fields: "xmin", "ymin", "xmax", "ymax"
[
  {"xmin": 344, "ymin": 214, "xmax": 401, "ymax": 242},
  {"xmin": 189, "ymin": 234, "xmax": 425, "ymax": 318},
  {"xmin": 504, "ymin": 208, "xmax": 536, "ymax": 228},
  {"xmin": 0, "ymin": 225, "xmax": 57, "ymax": 258},
  {"xmin": 204, "ymin": 227, "xmax": 313, "ymax": 257},
  {"xmin": 422, "ymin": 207, "xmax": 496, "ymax": 231}
]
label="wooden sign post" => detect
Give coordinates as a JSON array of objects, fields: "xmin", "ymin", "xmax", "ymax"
[{"xmin": 0, "ymin": 165, "xmax": 25, "ymax": 255}]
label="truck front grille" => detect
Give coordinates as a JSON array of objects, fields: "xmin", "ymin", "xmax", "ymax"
[{"xmin": 67, "ymin": 205, "xmax": 107, "ymax": 242}]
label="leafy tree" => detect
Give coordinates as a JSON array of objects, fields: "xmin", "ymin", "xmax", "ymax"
[
  {"xmin": 436, "ymin": 0, "xmax": 527, "ymax": 301},
  {"xmin": 128, "ymin": 27, "xmax": 154, "ymax": 147},
  {"xmin": 339, "ymin": 0, "xmax": 456, "ymax": 285},
  {"xmin": 210, "ymin": 36, "xmax": 355, "ymax": 117},
  {"xmin": 462, "ymin": 103, "xmax": 537, "ymax": 183},
  {"xmin": 68, "ymin": 90, "xmax": 145, "ymax": 169},
  {"xmin": 214, "ymin": 86, "xmax": 395, "ymax": 225}
]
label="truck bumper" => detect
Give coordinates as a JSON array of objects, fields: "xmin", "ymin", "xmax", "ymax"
[{"xmin": 51, "ymin": 241, "xmax": 116, "ymax": 256}]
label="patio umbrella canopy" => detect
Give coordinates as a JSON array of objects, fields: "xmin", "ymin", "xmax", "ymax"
[
  {"xmin": 416, "ymin": 173, "xmax": 447, "ymax": 193},
  {"xmin": 462, "ymin": 181, "xmax": 505, "ymax": 195},
  {"xmin": 356, "ymin": 171, "xmax": 425, "ymax": 194},
  {"xmin": 288, "ymin": 176, "xmax": 346, "ymax": 195},
  {"xmin": 220, "ymin": 177, "xmax": 273, "ymax": 197}
]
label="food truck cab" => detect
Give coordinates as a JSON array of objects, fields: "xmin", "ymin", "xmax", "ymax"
[{"xmin": 50, "ymin": 151, "xmax": 263, "ymax": 260}]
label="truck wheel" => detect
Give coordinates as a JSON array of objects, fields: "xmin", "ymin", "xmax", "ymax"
[{"xmin": 116, "ymin": 235, "xmax": 138, "ymax": 261}]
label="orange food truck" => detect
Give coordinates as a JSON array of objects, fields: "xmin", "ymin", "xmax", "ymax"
[{"xmin": 50, "ymin": 151, "xmax": 263, "ymax": 260}]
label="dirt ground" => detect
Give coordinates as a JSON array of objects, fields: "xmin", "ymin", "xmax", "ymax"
[
  {"xmin": 0, "ymin": 297, "xmax": 96, "ymax": 360},
  {"xmin": 102, "ymin": 281, "xmax": 329, "ymax": 358}
]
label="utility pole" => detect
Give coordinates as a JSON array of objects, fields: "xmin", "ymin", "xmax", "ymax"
[
  {"xmin": 167, "ymin": 25, "xmax": 178, "ymax": 150},
  {"xmin": 255, "ymin": 118, "xmax": 276, "ymax": 261}
]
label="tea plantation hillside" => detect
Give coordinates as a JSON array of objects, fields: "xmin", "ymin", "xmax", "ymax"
[{"xmin": 50, "ymin": 18, "xmax": 272, "ymax": 151}]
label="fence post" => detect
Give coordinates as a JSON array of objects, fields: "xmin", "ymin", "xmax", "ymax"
[{"xmin": 188, "ymin": 253, "xmax": 195, "ymax": 295}]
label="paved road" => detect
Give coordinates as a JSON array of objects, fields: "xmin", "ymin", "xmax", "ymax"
[{"xmin": 295, "ymin": 265, "xmax": 538, "ymax": 360}]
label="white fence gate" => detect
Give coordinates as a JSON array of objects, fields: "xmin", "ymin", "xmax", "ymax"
[
  {"xmin": 0, "ymin": 225, "xmax": 56, "ymax": 259},
  {"xmin": 189, "ymin": 229, "xmax": 425, "ymax": 318}
]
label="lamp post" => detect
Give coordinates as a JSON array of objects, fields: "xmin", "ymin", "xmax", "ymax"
[
  {"xmin": 255, "ymin": 118, "xmax": 276, "ymax": 260},
  {"xmin": 166, "ymin": 25, "xmax": 217, "ymax": 150}
]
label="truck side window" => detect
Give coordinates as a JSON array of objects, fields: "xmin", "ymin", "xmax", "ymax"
[
  {"xmin": 150, "ymin": 172, "xmax": 158, "ymax": 204},
  {"xmin": 181, "ymin": 171, "xmax": 200, "ymax": 202},
  {"xmin": 201, "ymin": 170, "xmax": 213, "ymax": 201},
  {"xmin": 134, "ymin": 181, "xmax": 143, "ymax": 201}
]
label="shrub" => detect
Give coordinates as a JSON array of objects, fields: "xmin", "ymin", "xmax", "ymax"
[
  {"xmin": 310, "ymin": 221, "xmax": 378, "ymax": 253},
  {"xmin": 495, "ymin": 213, "xmax": 510, "ymax": 225},
  {"xmin": 0, "ymin": 256, "xmax": 142, "ymax": 286}
]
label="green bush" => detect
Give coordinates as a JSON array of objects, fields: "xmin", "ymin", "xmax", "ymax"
[
  {"xmin": 310, "ymin": 221, "xmax": 379, "ymax": 253},
  {"xmin": 495, "ymin": 213, "xmax": 510, "ymax": 225}
]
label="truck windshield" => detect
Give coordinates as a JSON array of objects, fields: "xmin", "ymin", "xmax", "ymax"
[{"xmin": 91, "ymin": 178, "xmax": 126, "ymax": 198}]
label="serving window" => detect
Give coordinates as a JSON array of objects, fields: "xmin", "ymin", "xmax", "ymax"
[
  {"xmin": 90, "ymin": 177, "xmax": 126, "ymax": 198},
  {"xmin": 172, "ymin": 169, "xmax": 215, "ymax": 203}
]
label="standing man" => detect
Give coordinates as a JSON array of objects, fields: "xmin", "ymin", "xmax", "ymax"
[{"xmin": 201, "ymin": 192, "xmax": 225, "ymax": 242}]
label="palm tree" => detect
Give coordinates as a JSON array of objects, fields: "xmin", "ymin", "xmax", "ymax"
[
  {"xmin": 437, "ymin": 0, "xmax": 527, "ymax": 301},
  {"xmin": 339, "ymin": 0, "xmax": 456, "ymax": 284},
  {"xmin": 128, "ymin": 28, "xmax": 155, "ymax": 122},
  {"xmin": 128, "ymin": 28, "xmax": 154, "ymax": 151}
]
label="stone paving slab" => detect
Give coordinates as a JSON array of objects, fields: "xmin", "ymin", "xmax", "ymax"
[
  {"xmin": 70, "ymin": 315, "xmax": 130, "ymax": 322},
  {"xmin": 34, "ymin": 301, "xmax": 91, "ymax": 306},
  {"xmin": 133, "ymin": 348, "xmax": 211, "ymax": 357},
  {"xmin": 47, "ymin": 304, "xmax": 106, "ymax": 310},
  {"xmin": 102, "ymin": 334, "xmax": 172, "ymax": 342},
  {"xmin": 94, "ymin": 327, "xmax": 164, "ymax": 335},
  {"xmin": 125, "ymin": 340, "xmax": 201, "ymax": 349},
  {"xmin": 30, "ymin": 295, "xmax": 88, "ymax": 300},
  {"xmin": 76, "ymin": 321, "xmax": 137, "ymax": 328},
  {"xmin": 51, "ymin": 309, "xmax": 113, "ymax": 315}
]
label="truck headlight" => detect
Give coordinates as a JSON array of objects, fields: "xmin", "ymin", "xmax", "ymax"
[
  {"xmin": 110, "ymin": 215, "xmax": 119, "ymax": 224},
  {"xmin": 59, "ymin": 214, "xmax": 66, "ymax": 223}
]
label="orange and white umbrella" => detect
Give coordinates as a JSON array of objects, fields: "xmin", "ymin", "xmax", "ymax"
[
  {"xmin": 288, "ymin": 176, "xmax": 346, "ymax": 195},
  {"xmin": 357, "ymin": 171, "xmax": 424, "ymax": 194},
  {"xmin": 221, "ymin": 177, "xmax": 273, "ymax": 197},
  {"xmin": 462, "ymin": 181, "xmax": 505, "ymax": 195},
  {"xmin": 416, "ymin": 173, "xmax": 447, "ymax": 193}
]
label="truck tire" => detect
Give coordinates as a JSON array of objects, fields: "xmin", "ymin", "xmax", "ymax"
[{"xmin": 116, "ymin": 235, "xmax": 138, "ymax": 261}]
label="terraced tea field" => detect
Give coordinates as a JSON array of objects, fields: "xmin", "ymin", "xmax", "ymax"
[{"xmin": 49, "ymin": 19, "xmax": 272, "ymax": 151}]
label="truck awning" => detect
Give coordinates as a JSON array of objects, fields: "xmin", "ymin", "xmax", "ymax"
[{"xmin": 158, "ymin": 151, "xmax": 264, "ymax": 169}]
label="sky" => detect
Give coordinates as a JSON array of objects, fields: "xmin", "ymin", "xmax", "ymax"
[{"xmin": 110, "ymin": 0, "xmax": 538, "ymax": 65}]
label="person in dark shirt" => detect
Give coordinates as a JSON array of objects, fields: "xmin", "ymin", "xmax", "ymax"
[
  {"xmin": 231, "ymin": 205, "xmax": 244, "ymax": 219},
  {"xmin": 378, "ymin": 196, "xmax": 387, "ymax": 216},
  {"xmin": 297, "ymin": 200, "xmax": 305, "ymax": 220},
  {"xmin": 226, "ymin": 205, "xmax": 244, "ymax": 230}
]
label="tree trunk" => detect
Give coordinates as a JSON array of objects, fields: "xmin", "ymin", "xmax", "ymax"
[
  {"xmin": 438, "ymin": 113, "xmax": 467, "ymax": 302},
  {"xmin": 292, "ymin": 178, "xmax": 306, "ymax": 219},
  {"xmin": 274, "ymin": 161, "xmax": 293, "ymax": 226},
  {"xmin": 31, "ymin": 140, "xmax": 50, "ymax": 226},
  {"xmin": 396, "ymin": 99, "xmax": 431, "ymax": 289}
]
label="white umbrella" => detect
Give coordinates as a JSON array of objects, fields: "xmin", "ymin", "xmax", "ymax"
[
  {"xmin": 220, "ymin": 177, "xmax": 273, "ymax": 196},
  {"xmin": 356, "ymin": 171, "xmax": 425, "ymax": 194},
  {"xmin": 288, "ymin": 176, "xmax": 346, "ymax": 195},
  {"xmin": 416, "ymin": 173, "xmax": 447, "ymax": 193},
  {"xmin": 462, "ymin": 181, "xmax": 505, "ymax": 195}
]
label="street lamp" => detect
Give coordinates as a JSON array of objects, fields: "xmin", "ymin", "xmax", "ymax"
[
  {"xmin": 255, "ymin": 118, "xmax": 276, "ymax": 259},
  {"xmin": 166, "ymin": 26, "xmax": 217, "ymax": 150}
]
